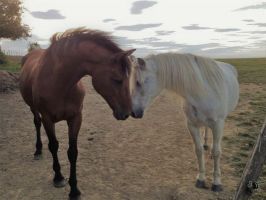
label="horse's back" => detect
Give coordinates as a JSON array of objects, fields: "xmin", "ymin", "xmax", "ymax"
[{"xmin": 19, "ymin": 49, "xmax": 45, "ymax": 108}]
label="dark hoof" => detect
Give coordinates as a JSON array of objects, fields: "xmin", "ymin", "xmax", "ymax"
[
  {"xmin": 203, "ymin": 145, "xmax": 209, "ymax": 151},
  {"xmin": 195, "ymin": 179, "xmax": 208, "ymax": 189},
  {"xmin": 33, "ymin": 153, "xmax": 42, "ymax": 160},
  {"xmin": 211, "ymin": 184, "xmax": 223, "ymax": 192},
  {"xmin": 53, "ymin": 178, "xmax": 67, "ymax": 188},
  {"xmin": 69, "ymin": 189, "xmax": 81, "ymax": 200}
]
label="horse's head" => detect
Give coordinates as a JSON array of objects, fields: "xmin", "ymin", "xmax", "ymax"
[
  {"xmin": 91, "ymin": 49, "xmax": 135, "ymax": 120},
  {"xmin": 130, "ymin": 56, "xmax": 161, "ymax": 119}
]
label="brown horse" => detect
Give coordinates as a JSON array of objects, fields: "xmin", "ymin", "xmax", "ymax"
[{"xmin": 19, "ymin": 27, "xmax": 135, "ymax": 199}]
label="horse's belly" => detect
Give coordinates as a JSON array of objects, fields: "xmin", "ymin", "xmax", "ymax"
[{"xmin": 36, "ymin": 94, "xmax": 84, "ymax": 122}]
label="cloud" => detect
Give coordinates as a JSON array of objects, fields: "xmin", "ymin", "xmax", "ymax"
[
  {"xmin": 142, "ymin": 37, "xmax": 160, "ymax": 42},
  {"xmin": 248, "ymin": 23, "xmax": 266, "ymax": 27},
  {"xmin": 228, "ymin": 40, "xmax": 242, "ymax": 43},
  {"xmin": 148, "ymin": 41, "xmax": 183, "ymax": 48},
  {"xmin": 131, "ymin": 0, "xmax": 157, "ymax": 14},
  {"xmin": 182, "ymin": 24, "xmax": 240, "ymax": 32},
  {"xmin": 155, "ymin": 30, "xmax": 175, "ymax": 36},
  {"xmin": 251, "ymin": 40, "xmax": 266, "ymax": 48},
  {"xmin": 182, "ymin": 24, "xmax": 212, "ymax": 30},
  {"xmin": 114, "ymin": 23, "xmax": 162, "ymax": 31},
  {"xmin": 214, "ymin": 28, "xmax": 240, "ymax": 32},
  {"xmin": 234, "ymin": 2, "xmax": 266, "ymax": 11},
  {"xmin": 179, "ymin": 43, "xmax": 222, "ymax": 52},
  {"xmin": 242, "ymin": 30, "xmax": 266, "ymax": 34},
  {"xmin": 242, "ymin": 19, "xmax": 254, "ymax": 22},
  {"xmin": 249, "ymin": 31, "xmax": 266, "ymax": 34},
  {"xmin": 103, "ymin": 18, "xmax": 116, "ymax": 23},
  {"xmin": 249, "ymin": 36, "xmax": 263, "ymax": 39},
  {"xmin": 113, "ymin": 36, "xmax": 138, "ymax": 48},
  {"xmin": 30, "ymin": 9, "xmax": 65, "ymax": 20}
]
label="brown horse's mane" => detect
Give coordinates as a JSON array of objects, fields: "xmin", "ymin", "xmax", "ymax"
[{"xmin": 49, "ymin": 27, "xmax": 123, "ymax": 53}]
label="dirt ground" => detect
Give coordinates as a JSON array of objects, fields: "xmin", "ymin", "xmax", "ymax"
[{"xmin": 0, "ymin": 77, "xmax": 243, "ymax": 200}]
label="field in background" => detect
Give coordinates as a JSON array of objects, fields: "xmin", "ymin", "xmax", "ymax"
[
  {"xmin": 219, "ymin": 58, "xmax": 266, "ymax": 84},
  {"xmin": 0, "ymin": 55, "xmax": 21, "ymax": 72}
]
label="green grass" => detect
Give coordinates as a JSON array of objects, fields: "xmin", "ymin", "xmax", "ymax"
[
  {"xmin": 220, "ymin": 58, "xmax": 266, "ymax": 199},
  {"xmin": 218, "ymin": 58, "xmax": 266, "ymax": 84},
  {"xmin": 0, "ymin": 60, "xmax": 21, "ymax": 72}
]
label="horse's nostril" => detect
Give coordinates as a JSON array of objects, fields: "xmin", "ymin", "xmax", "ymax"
[
  {"xmin": 131, "ymin": 112, "xmax": 136, "ymax": 118},
  {"xmin": 131, "ymin": 110, "xmax": 143, "ymax": 118}
]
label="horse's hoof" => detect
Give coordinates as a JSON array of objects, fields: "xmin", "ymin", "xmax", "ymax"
[
  {"xmin": 211, "ymin": 184, "xmax": 223, "ymax": 192},
  {"xmin": 53, "ymin": 178, "xmax": 67, "ymax": 188},
  {"xmin": 203, "ymin": 145, "xmax": 208, "ymax": 151},
  {"xmin": 33, "ymin": 154, "xmax": 42, "ymax": 160},
  {"xmin": 69, "ymin": 189, "xmax": 81, "ymax": 200},
  {"xmin": 69, "ymin": 195, "xmax": 81, "ymax": 200},
  {"xmin": 195, "ymin": 179, "xmax": 208, "ymax": 189}
]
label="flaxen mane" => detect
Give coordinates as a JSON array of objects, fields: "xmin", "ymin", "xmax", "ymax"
[{"xmin": 136, "ymin": 53, "xmax": 226, "ymax": 99}]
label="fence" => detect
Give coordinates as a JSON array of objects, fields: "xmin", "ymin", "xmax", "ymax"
[
  {"xmin": 234, "ymin": 120, "xmax": 266, "ymax": 200},
  {"xmin": 1, "ymin": 48, "xmax": 26, "ymax": 56}
]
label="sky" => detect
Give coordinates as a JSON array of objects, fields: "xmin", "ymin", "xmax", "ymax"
[{"xmin": 1, "ymin": 0, "xmax": 266, "ymax": 58}]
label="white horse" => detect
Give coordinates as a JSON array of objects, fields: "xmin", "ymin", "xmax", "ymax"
[{"xmin": 129, "ymin": 53, "xmax": 239, "ymax": 192}]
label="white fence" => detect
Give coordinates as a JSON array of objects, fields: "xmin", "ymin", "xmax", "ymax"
[{"xmin": 1, "ymin": 48, "xmax": 26, "ymax": 56}]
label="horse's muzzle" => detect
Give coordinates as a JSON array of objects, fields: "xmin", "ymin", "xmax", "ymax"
[
  {"xmin": 113, "ymin": 111, "xmax": 130, "ymax": 120},
  {"xmin": 131, "ymin": 109, "xmax": 144, "ymax": 118}
]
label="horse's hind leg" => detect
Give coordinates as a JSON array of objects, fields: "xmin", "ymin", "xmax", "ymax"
[
  {"xmin": 31, "ymin": 109, "xmax": 43, "ymax": 160},
  {"xmin": 210, "ymin": 119, "xmax": 224, "ymax": 192},
  {"xmin": 187, "ymin": 120, "xmax": 207, "ymax": 189},
  {"xmin": 42, "ymin": 116, "xmax": 66, "ymax": 188}
]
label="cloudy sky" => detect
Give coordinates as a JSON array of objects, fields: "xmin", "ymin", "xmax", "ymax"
[{"xmin": 1, "ymin": 0, "xmax": 266, "ymax": 58}]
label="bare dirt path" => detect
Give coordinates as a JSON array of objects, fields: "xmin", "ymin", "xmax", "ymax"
[{"xmin": 0, "ymin": 77, "xmax": 240, "ymax": 200}]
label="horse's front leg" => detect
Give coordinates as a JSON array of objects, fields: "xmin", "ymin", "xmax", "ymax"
[
  {"xmin": 187, "ymin": 121, "xmax": 207, "ymax": 189},
  {"xmin": 42, "ymin": 116, "xmax": 66, "ymax": 187},
  {"xmin": 210, "ymin": 119, "xmax": 224, "ymax": 192},
  {"xmin": 67, "ymin": 113, "xmax": 82, "ymax": 199}
]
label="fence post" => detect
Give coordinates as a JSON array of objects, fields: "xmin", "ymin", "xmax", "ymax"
[{"xmin": 234, "ymin": 120, "xmax": 266, "ymax": 200}]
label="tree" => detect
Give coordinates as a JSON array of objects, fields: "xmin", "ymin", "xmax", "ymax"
[{"xmin": 0, "ymin": 0, "xmax": 30, "ymax": 40}]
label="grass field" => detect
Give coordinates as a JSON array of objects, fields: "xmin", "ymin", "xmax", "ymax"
[
  {"xmin": 0, "ymin": 59, "xmax": 21, "ymax": 72},
  {"xmin": 219, "ymin": 58, "xmax": 266, "ymax": 84},
  {"xmin": 220, "ymin": 58, "xmax": 266, "ymax": 199}
]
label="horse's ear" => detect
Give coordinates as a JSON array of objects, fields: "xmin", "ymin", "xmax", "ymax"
[
  {"xmin": 137, "ymin": 58, "xmax": 146, "ymax": 70},
  {"xmin": 111, "ymin": 49, "xmax": 136, "ymax": 63},
  {"xmin": 123, "ymin": 49, "xmax": 136, "ymax": 57}
]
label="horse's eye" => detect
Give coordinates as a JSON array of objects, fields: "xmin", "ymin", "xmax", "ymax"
[
  {"xmin": 112, "ymin": 79, "xmax": 123, "ymax": 85},
  {"xmin": 136, "ymin": 81, "xmax": 141, "ymax": 87}
]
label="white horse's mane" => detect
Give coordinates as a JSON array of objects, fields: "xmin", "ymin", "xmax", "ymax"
[{"xmin": 144, "ymin": 53, "xmax": 226, "ymax": 99}]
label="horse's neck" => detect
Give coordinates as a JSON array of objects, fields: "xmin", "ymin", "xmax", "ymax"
[{"xmin": 151, "ymin": 58, "xmax": 185, "ymax": 97}]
